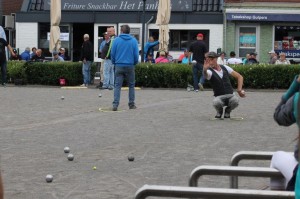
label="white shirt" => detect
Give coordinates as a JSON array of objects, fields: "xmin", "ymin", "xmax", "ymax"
[
  {"xmin": 217, "ymin": 57, "xmax": 227, "ymax": 65},
  {"xmin": 227, "ymin": 57, "xmax": 243, "ymax": 65},
  {"xmin": 206, "ymin": 65, "xmax": 234, "ymax": 80}
]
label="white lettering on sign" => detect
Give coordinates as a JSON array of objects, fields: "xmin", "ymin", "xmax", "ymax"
[{"xmin": 63, "ymin": 3, "xmax": 86, "ymax": 9}]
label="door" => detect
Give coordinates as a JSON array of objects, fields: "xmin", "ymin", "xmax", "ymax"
[{"xmin": 93, "ymin": 24, "xmax": 117, "ymax": 62}]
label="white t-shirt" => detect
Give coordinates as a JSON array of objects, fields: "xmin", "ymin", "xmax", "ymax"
[
  {"xmin": 206, "ymin": 65, "xmax": 234, "ymax": 80},
  {"xmin": 227, "ymin": 57, "xmax": 243, "ymax": 65},
  {"xmin": 217, "ymin": 57, "xmax": 227, "ymax": 65}
]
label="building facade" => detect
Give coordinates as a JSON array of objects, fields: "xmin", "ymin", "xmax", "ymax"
[
  {"xmin": 224, "ymin": 0, "xmax": 300, "ymax": 63},
  {"xmin": 10, "ymin": 0, "xmax": 224, "ymax": 61}
]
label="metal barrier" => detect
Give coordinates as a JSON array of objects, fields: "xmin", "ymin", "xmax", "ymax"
[
  {"xmin": 229, "ymin": 151, "xmax": 292, "ymax": 188},
  {"xmin": 189, "ymin": 165, "xmax": 283, "ymax": 188},
  {"xmin": 135, "ymin": 185, "xmax": 294, "ymax": 199}
]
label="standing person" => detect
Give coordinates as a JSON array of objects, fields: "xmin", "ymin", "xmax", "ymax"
[
  {"xmin": 143, "ymin": 36, "xmax": 159, "ymax": 61},
  {"xmin": 20, "ymin": 47, "xmax": 31, "ymax": 61},
  {"xmin": 111, "ymin": 24, "xmax": 139, "ymax": 111},
  {"xmin": 0, "ymin": 36, "xmax": 15, "ymax": 86},
  {"xmin": 100, "ymin": 27, "xmax": 116, "ymax": 90},
  {"xmin": 80, "ymin": 34, "xmax": 93, "ymax": 87},
  {"xmin": 99, "ymin": 32, "xmax": 109, "ymax": 55},
  {"xmin": 189, "ymin": 33, "xmax": 208, "ymax": 92},
  {"xmin": 203, "ymin": 51, "xmax": 245, "ymax": 119},
  {"xmin": 273, "ymin": 74, "xmax": 300, "ymax": 194},
  {"xmin": 275, "ymin": 52, "xmax": 291, "ymax": 65}
]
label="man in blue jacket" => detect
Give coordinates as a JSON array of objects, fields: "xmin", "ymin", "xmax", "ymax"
[{"xmin": 111, "ymin": 24, "xmax": 139, "ymax": 111}]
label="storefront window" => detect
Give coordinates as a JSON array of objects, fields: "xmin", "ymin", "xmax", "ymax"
[
  {"xmin": 238, "ymin": 27, "xmax": 257, "ymax": 57},
  {"xmin": 38, "ymin": 23, "xmax": 70, "ymax": 58},
  {"xmin": 274, "ymin": 26, "xmax": 300, "ymax": 59},
  {"xmin": 149, "ymin": 29, "xmax": 210, "ymax": 51}
]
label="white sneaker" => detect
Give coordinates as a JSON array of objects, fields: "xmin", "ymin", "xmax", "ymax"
[
  {"xmin": 80, "ymin": 84, "xmax": 86, "ymax": 87},
  {"xmin": 198, "ymin": 83, "xmax": 204, "ymax": 91},
  {"xmin": 195, "ymin": 90, "xmax": 199, "ymax": 92}
]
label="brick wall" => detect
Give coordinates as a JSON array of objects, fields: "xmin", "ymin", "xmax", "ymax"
[{"xmin": 2, "ymin": 0, "xmax": 23, "ymax": 15}]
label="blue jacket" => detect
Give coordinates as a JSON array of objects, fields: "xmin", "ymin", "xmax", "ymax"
[
  {"xmin": 143, "ymin": 40, "xmax": 159, "ymax": 60},
  {"xmin": 20, "ymin": 50, "xmax": 30, "ymax": 61},
  {"xmin": 111, "ymin": 34, "xmax": 139, "ymax": 67}
]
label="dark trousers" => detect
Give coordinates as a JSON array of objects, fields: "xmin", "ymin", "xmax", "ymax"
[
  {"xmin": 192, "ymin": 62, "xmax": 205, "ymax": 90},
  {"xmin": 0, "ymin": 60, "xmax": 7, "ymax": 84}
]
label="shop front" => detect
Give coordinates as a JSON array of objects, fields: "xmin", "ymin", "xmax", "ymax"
[
  {"xmin": 225, "ymin": 9, "xmax": 300, "ymax": 63},
  {"xmin": 15, "ymin": 0, "xmax": 223, "ymax": 62}
]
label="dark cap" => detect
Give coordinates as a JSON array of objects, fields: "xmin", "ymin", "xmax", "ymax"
[
  {"xmin": 53, "ymin": 51, "xmax": 58, "ymax": 55},
  {"xmin": 230, "ymin": 51, "xmax": 236, "ymax": 56},
  {"xmin": 207, "ymin": 51, "xmax": 219, "ymax": 58},
  {"xmin": 250, "ymin": 52, "xmax": 257, "ymax": 56}
]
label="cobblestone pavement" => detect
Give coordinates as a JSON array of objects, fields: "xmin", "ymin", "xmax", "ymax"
[{"xmin": 0, "ymin": 85, "xmax": 297, "ymax": 199}]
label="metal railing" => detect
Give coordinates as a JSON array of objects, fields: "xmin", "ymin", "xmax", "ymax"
[
  {"xmin": 135, "ymin": 185, "xmax": 294, "ymax": 199},
  {"xmin": 189, "ymin": 165, "xmax": 283, "ymax": 188},
  {"xmin": 229, "ymin": 151, "xmax": 292, "ymax": 188}
]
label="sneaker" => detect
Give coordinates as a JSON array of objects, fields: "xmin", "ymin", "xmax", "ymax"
[
  {"xmin": 215, "ymin": 110, "xmax": 223, "ymax": 118},
  {"xmin": 112, "ymin": 107, "xmax": 118, "ymax": 111},
  {"xmin": 80, "ymin": 84, "xmax": 86, "ymax": 87},
  {"xmin": 108, "ymin": 87, "xmax": 114, "ymax": 90},
  {"xmin": 129, "ymin": 105, "xmax": 137, "ymax": 110},
  {"xmin": 224, "ymin": 108, "xmax": 231, "ymax": 118},
  {"xmin": 195, "ymin": 90, "xmax": 199, "ymax": 92},
  {"xmin": 198, "ymin": 83, "xmax": 204, "ymax": 91},
  {"xmin": 100, "ymin": 86, "xmax": 108, "ymax": 90}
]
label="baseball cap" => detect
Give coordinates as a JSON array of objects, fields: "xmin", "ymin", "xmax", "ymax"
[
  {"xmin": 207, "ymin": 51, "xmax": 219, "ymax": 58},
  {"xmin": 53, "ymin": 51, "xmax": 58, "ymax": 55},
  {"xmin": 250, "ymin": 52, "xmax": 257, "ymax": 56},
  {"xmin": 268, "ymin": 50, "xmax": 275, "ymax": 54},
  {"xmin": 197, "ymin": 33, "xmax": 203, "ymax": 37}
]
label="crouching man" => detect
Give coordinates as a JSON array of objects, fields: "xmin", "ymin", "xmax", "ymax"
[{"xmin": 203, "ymin": 51, "xmax": 246, "ymax": 118}]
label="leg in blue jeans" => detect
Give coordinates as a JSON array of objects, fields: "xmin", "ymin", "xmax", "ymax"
[
  {"xmin": 127, "ymin": 67, "xmax": 135, "ymax": 106},
  {"xmin": 113, "ymin": 66, "xmax": 135, "ymax": 108},
  {"xmin": 113, "ymin": 66, "xmax": 124, "ymax": 108},
  {"xmin": 82, "ymin": 61, "xmax": 91, "ymax": 85},
  {"xmin": 1, "ymin": 60, "xmax": 7, "ymax": 85},
  {"xmin": 192, "ymin": 63, "xmax": 202, "ymax": 90}
]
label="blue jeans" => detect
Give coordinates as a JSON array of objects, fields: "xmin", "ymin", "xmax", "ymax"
[
  {"xmin": 193, "ymin": 63, "xmax": 205, "ymax": 90},
  {"xmin": 103, "ymin": 59, "xmax": 114, "ymax": 88},
  {"xmin": 113, "ymin": 66, "xmax": 135, "ymax": 108},
  {"xmin": 0, "ymin": 60, "xmax": 7, "ymax": 84},
  {"xmin": 82, "ymin": 61, "xmax": 91, "ymax": 85}
]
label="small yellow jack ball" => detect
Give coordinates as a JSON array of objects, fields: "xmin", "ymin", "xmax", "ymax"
[{"xmin": 93, "ymin": 166, "xmax": 97, "ymax": 170}]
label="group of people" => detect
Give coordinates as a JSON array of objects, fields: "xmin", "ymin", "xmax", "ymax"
[{"xmin": 80, "ymin": 25, "xmax": 139, "ymax": 111}]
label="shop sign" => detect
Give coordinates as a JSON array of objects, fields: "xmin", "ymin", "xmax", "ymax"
[
  {"xmin": 227, "ymin": 13, "xmax": 300, "ymax": 22},
  {"xmin": 44, "ymin": 0, "xmax": 193, "ymax": 12},
  {"xmin": 275, "ymin": 50, "xmax": 300, "ymax": 59},
  {"xmin": 47, "ymin": 33, "xmax": 70, "ymax": 41}
]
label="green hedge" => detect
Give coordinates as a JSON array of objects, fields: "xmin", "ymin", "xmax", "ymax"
[
  {"xmin": 7, "ymin": 61, "xmax": 97, "ymax": 86},
  {"xmin": 6, "ymin": 61, "xmax": 300, "ymax": 89}
]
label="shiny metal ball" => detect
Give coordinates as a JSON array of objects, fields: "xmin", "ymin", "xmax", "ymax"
[
  {"xmin": 67, "ymin": 153, "xmax": 74, "ymax": 161},
  {"xmin": 64, "ymin": 147, "xmax": 70, "ymax": 153},
  {"xmin": 46, "ymin": 174, "xmax": 53, "ymax": 183}
]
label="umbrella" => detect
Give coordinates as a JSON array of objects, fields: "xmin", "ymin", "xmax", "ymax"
[
  {"xmin": 49, "ymin": 0, "xmax": 61, "ymax": 52},
  {"xmin": 156, "ymin": 0, "xmax": 171, "ymax": 53}
]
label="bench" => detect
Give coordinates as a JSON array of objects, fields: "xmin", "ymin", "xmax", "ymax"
[
  {"xmin": 230, "ymin": 151, "xmax": 292, "ymax": 188},
  {"xmin": 135, "ymin": 185, "xmax": 294, "ymax": 199},
  {"xmin": 189, "ymin": 165, "xmax": 283, "ymax": 188}
]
